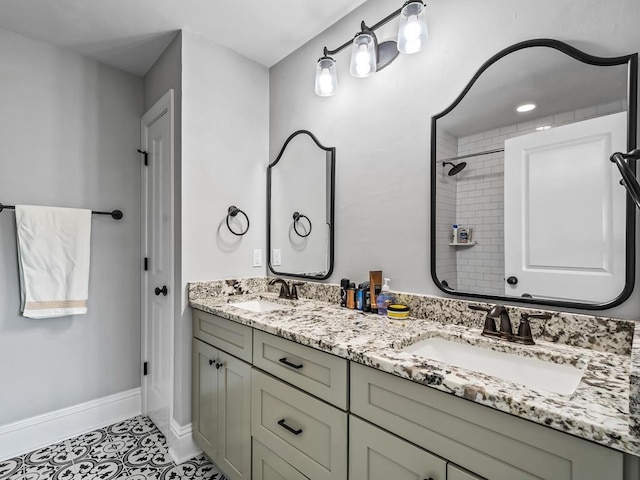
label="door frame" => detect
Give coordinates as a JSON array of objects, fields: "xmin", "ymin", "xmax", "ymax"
[{"xmin": 141, "ymin": 89, "xmax": 175, "ymax": 423}]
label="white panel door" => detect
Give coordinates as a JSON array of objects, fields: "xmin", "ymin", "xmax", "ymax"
[
  {"xmin": 504, "ymin": 112, "xmax": 626, "ymax": 303},
  {"xmin": 142, "ymin": 91, "xmax": 174, "ymax": 437}
]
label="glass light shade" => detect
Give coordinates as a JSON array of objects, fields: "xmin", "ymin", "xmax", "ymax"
[
  {"xmin": 397, "ymin": 1, "xmax": 428, "ymax": 54},
  {"xmin": 350, "ymin": 33, "xmax": 377, "ymax": 78},
  {"xmin": 315, "ymin": 57, "xmax": 338, "ymax": 97}
]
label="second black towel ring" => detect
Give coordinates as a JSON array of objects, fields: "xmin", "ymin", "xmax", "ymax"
[
  {"xmin": 292, "ymin": 212, "xmax": 312, "ymax": 238},
  {"xmin": 226, "ymin": 206, "xmax": 250, "ymax": 236}
]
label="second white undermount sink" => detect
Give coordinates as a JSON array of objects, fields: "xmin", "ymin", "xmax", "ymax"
[
  {"xmin": 230, "ymin": 299, "xmax": 287, "ymax": 313},
  {"xmin": 399, "ymin": 337, "xmax": 585, "ymax": 395}
]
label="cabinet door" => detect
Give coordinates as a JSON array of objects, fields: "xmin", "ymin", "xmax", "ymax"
[
  {"xmin": 192, "ymin": 339, "xmax": 219, "ymax": 461},
  {"xmin": 349, "ymin": 416, "xmax": 446, "ymax": 480},
  {"xmin": 253, "ymin": 439, "xmax": 309, "ymax": 480},
  {"xmin": 448, "ymin": 464, "xmax": 485, "ymax": 480},
  {"xmin": 217, "ymin": 350, "xmax": 252, "ymax": 480}
]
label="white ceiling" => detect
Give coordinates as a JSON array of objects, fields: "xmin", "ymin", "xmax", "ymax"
[{"xmin": 0, "ymin": 0, "xmax": 368, "ymax": 76}]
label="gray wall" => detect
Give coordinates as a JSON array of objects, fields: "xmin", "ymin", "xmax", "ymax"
[
  {"xmin": 269, "ymin": 0, "xmax": 640, "ymax": 320},
  {"xmin": 177, "ymin": 31, "xmax": 269, "ymax": 425},
  {"xmin": 0, "ymin": 28, "xmax": 143, "ymax": 424}
]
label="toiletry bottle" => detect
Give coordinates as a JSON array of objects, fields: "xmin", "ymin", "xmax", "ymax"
[
  {"xmin": 356, "ymin": 283, "xmax": 364, "ymax": 310},
  {"xmin": 363, "ymin": 281, "xmax": 371, "ymax": 312},
  {"xmin": 340, "ymin": 278, "xmax": 350, "ymax": 307},
  {"xmin": 459, "ymin": 228, "xmax": 468, "ymax": 243},
  {"xmin": 347, "ymin": 283, "xmax": 356, "ymax": 309},
  {"xmin": 452, "ymin": 224, "xmax": 458, "ymax": 243},
  {"xmin": 377, "ymin": 278, "xmax": 393, "ymax": 315}
]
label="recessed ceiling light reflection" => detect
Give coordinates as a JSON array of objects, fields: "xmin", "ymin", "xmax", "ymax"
[
  {"xmin": 536, "ymin": 125, "xmax": 551, "ymax": 131},
  {"xmin": 516, "ymin": 103, "xmax": 536, "ymax": 113}
]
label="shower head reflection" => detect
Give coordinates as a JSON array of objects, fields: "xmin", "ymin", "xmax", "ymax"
[{"xmin": 442, "ymin": 161, "xmax": 467, "ymax": 176}]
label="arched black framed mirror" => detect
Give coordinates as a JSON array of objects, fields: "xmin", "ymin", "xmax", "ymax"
[
  {"xmin": 431, "ymin": 39, "xmax": 638, "ymax": 309},
  {"xmin": 267, "ymin": 130, "xmax": 335, "ymax": 280}
]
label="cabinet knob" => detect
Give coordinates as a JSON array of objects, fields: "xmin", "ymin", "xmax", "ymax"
[
  {"xmin": 208, "ymin": 359, "xmax": 215, "ymax": 366},
  {"xmin": 506, "ymin": 276, "xmax": 518, "ymax": 285}
]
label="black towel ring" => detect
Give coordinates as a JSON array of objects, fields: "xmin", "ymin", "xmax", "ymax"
[
  {"xmin": 292, "ymin": 212, "xmax": 312, "ymax": 238},
  {"xmin": 226, "ymin": 206, "xmax": 250, "ymax": 236}
]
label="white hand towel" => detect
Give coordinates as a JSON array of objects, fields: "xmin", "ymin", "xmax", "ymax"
[{"xmin": 15, "ymin": 205, "xmax": 92, "ymax": 319}]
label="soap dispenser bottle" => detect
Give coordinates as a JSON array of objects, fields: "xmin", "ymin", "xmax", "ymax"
[{"xmin": 377, "ymin": 278, "xmax": 394, "ymax": 316}]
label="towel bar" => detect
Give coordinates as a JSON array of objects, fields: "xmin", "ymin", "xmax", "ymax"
[{"xmin": 0, "ymin": 202, "xmax": 123, "ymax": 220}]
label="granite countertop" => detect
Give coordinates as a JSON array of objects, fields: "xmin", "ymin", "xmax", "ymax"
[{"xmin": 188, "ymin": 279, "xmax": 640, "ymax": 457}]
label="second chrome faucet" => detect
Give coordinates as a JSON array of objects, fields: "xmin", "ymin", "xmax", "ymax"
[{"xmin": 469, "ymin": 304, "xmax": 551, "ymax": 345}]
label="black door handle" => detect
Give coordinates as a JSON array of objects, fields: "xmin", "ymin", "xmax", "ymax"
[
  {"xmin": 506, "ymin": 276, "xmax": 518, "ymax": 285},
  {"xmin": 279, "ymin": 357, "xmax": 303, "ymax": 370},
  {"xmin": 154, "ymin": 286, "xmax": 168, "ymax": 296},
  {"xmin": 278, "ymin": 419, "xmax": 303, "ymax": 435}
]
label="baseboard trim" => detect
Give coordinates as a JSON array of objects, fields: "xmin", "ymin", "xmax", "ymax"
[
  {"xmin": 168, "ymin": 419, "xmax": 202, "ymax": 464},
  {"xmin": 0, "ymin": 387, "xmax": 141, "ymax": 462}
]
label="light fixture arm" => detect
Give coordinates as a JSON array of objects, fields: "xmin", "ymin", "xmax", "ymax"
[{"xmin": 322, "ymin": 4, "xmax": 408, "ymax": 57}]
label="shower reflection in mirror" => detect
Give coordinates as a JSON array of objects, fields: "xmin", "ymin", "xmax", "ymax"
[
  {"xmin": 267, "ymin": 130, "xmax": 335, "ymax": 279},
  {"xmin": 431, "ymin": 39, "xmax": 637, "ymax": 310}
]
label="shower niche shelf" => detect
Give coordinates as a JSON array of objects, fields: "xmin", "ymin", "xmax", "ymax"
[{"xmin": 449, "ymin": 241, "xmax": 477, "ymax": 246}]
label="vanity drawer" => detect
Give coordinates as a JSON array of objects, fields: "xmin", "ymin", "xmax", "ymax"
[
  {"xmin": 251, "ymin": 368, "xmax": 347, "ymax": 480},
  {"xmin": 192, "ymin": 309, "xmax": 253, "ymax": 363},
  {"xmin": 252, "ymin": 439, "xmax": 309, "ymax": 480},
  {"xmin": 349, "ymin": 415, "xmax": 447, "ymax": 480},
  {"xmin": 253, "ymin": 330, "xmax": 348, "ymax": 410},
  {"xmin": 350, "ymin": 363, "xmax": 622, "ymax": 480}
]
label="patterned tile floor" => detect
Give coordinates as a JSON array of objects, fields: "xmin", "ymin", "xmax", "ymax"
[{"xmin": 0, "ymin": 416, "xmax": 226, "ymax": 479}]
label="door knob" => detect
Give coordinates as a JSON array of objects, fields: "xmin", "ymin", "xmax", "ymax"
[
  {"xmin": 506, "ymin": 276, "xmax": 518, "ymax": 285},
  {"xmin": 154, "ymin": 286, "xmax": 168, "ymax": 296}
]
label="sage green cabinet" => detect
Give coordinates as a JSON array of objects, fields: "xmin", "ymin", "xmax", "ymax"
[
  {"xmin": 448, "ymin": 464, "xmax": 485, "ymax": 480},
  {"xmin": 192, "ymin": 339, "xmax": 251, "ymax": 480},
  {"xmin": 252, "ymin": 439, "xmax": 309, "ymax": 480},
  {"xmin": 251, "ymin": 368, "xmax": 347, "ymax": 480},
  {"xmin": 350, "ymin": 362, "xmax": 623, "ymax": 480},
  {"xmin": 349, "ymin": 415, "xmax": 446, "ymax": 480}
]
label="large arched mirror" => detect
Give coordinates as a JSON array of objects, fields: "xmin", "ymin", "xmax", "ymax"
[
  {"xmin": 431, "ymin": 39, "xmax": 638, "ymax": 309},
  {"xmin": 268, "ymin": 130, "xmax": 335, "ymax": 279}
]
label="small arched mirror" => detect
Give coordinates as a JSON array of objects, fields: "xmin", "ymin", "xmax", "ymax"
[
  {"xmin": 268, "ymin": 130, "xmax": 335, "ymax": 279},
  {"xmin": 431, "ymin": 39, "xmax": 638, "ymax": 309}
]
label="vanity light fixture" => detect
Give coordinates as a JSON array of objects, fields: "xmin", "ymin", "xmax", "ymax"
[
  {"xmin": 315, "ymin": 56, "xmax": 338, "ymax": 96},
  {"xmin": 516, "ymin": 103, "xmax": 537, "ymax": 113},
  {"xmin": 350, "ymin": 30, "xmax": 377, "ymax": 77},
  {"xmin": 314, "ymin": 1, "xmax": 427, "ymax": 96},
  {"xmin": 397, "ymin": 1, "xmax": 428, "ymax": 54}
]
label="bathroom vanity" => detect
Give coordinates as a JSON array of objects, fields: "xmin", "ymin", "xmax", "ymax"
[{"xmin": 189, "ymin": 278, "xmax": 640, "ymax": 480}]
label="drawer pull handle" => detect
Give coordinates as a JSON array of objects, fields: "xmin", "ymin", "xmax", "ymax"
[
  {"xmin": 279, "ymin": 357, "xmax": 303, "ymax": 370},
  {"xmin": 278, "ymin": 419, "xmax": 302, "ymax": 435}
]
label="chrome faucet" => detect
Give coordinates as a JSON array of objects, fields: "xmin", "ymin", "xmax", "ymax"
[{"xmin": 269, "ymin": 278, "xmax": 298, "ymax": 300}]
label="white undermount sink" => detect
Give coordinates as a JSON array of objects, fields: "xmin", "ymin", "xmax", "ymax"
[
  {"xmin": 229, "ymin": 299, "xmax": 286, "ymax": 313},
  {"xmin": 399, "ymin": 337, "xmax": 585, "ymax": 395}
]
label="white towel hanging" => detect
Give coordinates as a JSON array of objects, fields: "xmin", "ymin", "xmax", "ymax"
[{"xmin": 15, "ymin": 205, "xmax": 92, "ymax": 319}]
